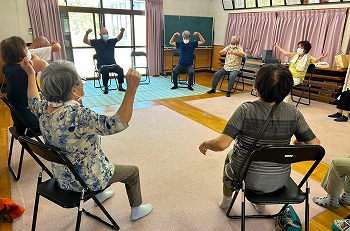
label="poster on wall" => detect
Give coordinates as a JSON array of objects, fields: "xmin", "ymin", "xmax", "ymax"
[
  {"xmin": 302, "ymin": 0, "xmax": 319, "ymax": 3},
  {"xmin": 286, "ymin": 0, "xmax": 301, "ymax": 5},
  {"xmin": 234, "ymin": 0, "xmax": 245, "ymax": 8},
  {"xmin": 272, "ymin": 0, "xmax": 285, "ymax": 5},
  {"xmin": 222, "ymin": 0, "xmax": 234, "ymax": 10},
  {"xmin": 258, "ymin": 0, "xmax": 271, "ymax": 7},
  {"xmin": 321, "ymin": 0, "xmax": 341, "ymax": 2},
  {"xmin": 246, "ymin": 0, "xmax": 257, "ymax": 7}
]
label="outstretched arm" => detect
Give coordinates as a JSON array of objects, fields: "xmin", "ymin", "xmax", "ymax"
[
  {"xmin": 169, "ymin": 32, "xmax": 180, "ymax": 46},
  {"xmin": 274, "ymin": 42, "xmax": 292, "ymax": 58},
  {"xmin": 51, "ymin": 41, "xmax": 61, "ymax": 53},
  {"xmin": 199, "ymin": 134, "xmax": 233, "ymax": 155},
  {"xmin": 117, "ymin": 28, "xmax": 125, "ymax": 42},
  {"xmin": 83, "ymin": 29, "xmax": 92, "ymax": 46},
  {"xmin": 312, "ymin": 52, "xmax": 328, "ymax": 63},
  {"xmin": 194, "ymin": 32, "xmax": 205, "ymax": 45}
]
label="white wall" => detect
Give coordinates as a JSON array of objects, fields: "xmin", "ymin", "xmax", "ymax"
[{"xmin": 0, "ymin": 0, "xmax": 32, "ymax": 43}]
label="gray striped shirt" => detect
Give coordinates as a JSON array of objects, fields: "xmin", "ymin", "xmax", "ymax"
[{"xmin": 223, "ymin": 101, "xmax": 316, "ymax": 193}]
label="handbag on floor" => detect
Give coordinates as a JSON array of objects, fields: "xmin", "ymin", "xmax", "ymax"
[
  {"xmin": 275, "ymin": 205, "xmax": 302, "ymax": 231},
  {"xmin": 332, "ymin": 219, "xmax": 350, "ymax": 231},
  {"xmin": 0, "ymin": 198, "xmax": 25, "ymax": 223}
]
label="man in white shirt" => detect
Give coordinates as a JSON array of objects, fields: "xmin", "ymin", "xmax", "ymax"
[{"xmin": 28, "ymin": 36, "xmax": 61, "ymax": 63}]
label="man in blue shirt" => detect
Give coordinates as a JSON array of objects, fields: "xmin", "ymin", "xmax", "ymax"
[
  {"xmin": 84, "ymin": 27, "xmax": 126, "ymax": 94},
  {"xmin": 169, "ymin": 30, "xmax": 205, "ymax": 90}
]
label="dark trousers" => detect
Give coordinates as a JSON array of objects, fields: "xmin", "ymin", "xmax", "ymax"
[
  {"xmin": 171, "ymin": 64, "xmax": 195, "ymax": 87},
  {"xmin": 99, "ymin": 65, "xmax": 125, "ymax": 87},
  {"xmin": 337, "ymin": 90, "xmax": 350, "ymax": 111}
]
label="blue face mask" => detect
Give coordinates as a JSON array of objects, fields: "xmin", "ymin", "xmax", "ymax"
[{"xmin": 102, "ymin": 34, "xmax": 109, "ymax": 41}]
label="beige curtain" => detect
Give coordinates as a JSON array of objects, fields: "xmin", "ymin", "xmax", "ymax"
[{"xmin": 146, "ymin": 0, "xmax": 163, "ymax": 76}]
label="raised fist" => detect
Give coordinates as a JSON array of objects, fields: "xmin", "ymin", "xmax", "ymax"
[{"xmin": 86, "ymin": 29, "xmax": 93, "ymax": 34}]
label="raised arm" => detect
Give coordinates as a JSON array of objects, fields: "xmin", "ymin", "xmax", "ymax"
[
  {"xmin": 31, "ymin": 54, "xmax": 48, "ymax": 72},
  {"xmin": 83, "ymin": 29, "xmax": 92, "ymax": 46},
  {"xmin": 117, "ymin": 68, "xmax": 141, "ymax": 124},
  {"xmin": 117, "ymin": 28, "xmax": 125, "ymax": 42},
  {"xmin": 21, "ymin": 57, "xmax": 40, "ymax": 99},
  {"xmin": 312, "ymin": 52, "xmax": 328, "ymax": 63},
  {"xmin": 169, "ymin": 32, "xmax": 180, "ymax": 46},
  {"xmin": 194, "ymin": 32, "xmax": 205, "ymax": 46},
  {"xmin": 199, "ymin": 134, "xmax": 234, "ymax": 155},
  {"xmin": 274, "ymin": 42, "xmax": 292, "ymax": 58},
  {"xmin": 50, "ymin": 41, "xmax": 61, "ymax": 53}
]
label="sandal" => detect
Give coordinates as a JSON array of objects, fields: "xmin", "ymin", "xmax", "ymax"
[
  {"xmin": 332, "ymin": 219, "xmax": 350, "ymax": 231},
  {"xmin": 313, "ymin": 196, "xmax": 340, "ymax": 209}
]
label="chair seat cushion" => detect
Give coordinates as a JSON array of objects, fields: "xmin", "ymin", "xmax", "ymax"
[
  {"xmin": 38, "ymin": 178, "xmax": 103, "ymax": 208},
  {"xmin": 245, "ymin": 177, "xmax": 306, "ymax": 204}
]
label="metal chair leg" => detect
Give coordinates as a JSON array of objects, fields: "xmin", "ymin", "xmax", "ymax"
[
  {"xmin": 32, "ymin": 172, "xmax": 42, "ymax": 231},
  {"xmin": 8, "ymin": 134, "xmax": 25, "ymax": 181}
]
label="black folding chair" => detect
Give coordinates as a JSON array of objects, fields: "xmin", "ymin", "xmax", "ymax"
[
  {"xmin": 18, "ymin": 135, "xmax": 120, "ymax": 231},
  {"xmin": 226, "ymin": 145, "xmax": 325, "ymax": 231},
  {"xmin": 0, "ymin": 93, "xmax": 52, "ymax": 180},
  {"xmin": 219, "ymin": 56, "xmax": 246, "ymax": 93},
  {"xmin": 131, "ymin": 51, "xmax": 150, "ymax": 84},
  {"xmin": 171, "ymin": 50, "xmax": 196, "ymax": 87},
  {"xmin": 93, "ymin": 54, "xmax": 119, "ymax": 91},
  {"xmin": 291, "ymin": 64, "xmax": 316, "ymax": 107}
]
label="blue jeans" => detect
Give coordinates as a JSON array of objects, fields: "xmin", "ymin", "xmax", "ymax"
[{"xmin": 211, "ymin": 68, "xmax": 239, "ymax": 91}]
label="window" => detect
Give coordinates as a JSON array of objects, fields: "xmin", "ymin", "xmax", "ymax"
[{"xmin": 59, "ymin": 1, "xmax": 145, "ymax": 77}]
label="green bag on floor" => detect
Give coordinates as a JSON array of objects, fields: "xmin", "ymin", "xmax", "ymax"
[{"xmin": 275, "ymin": 205, "xmax": 302, "ymax": 231}]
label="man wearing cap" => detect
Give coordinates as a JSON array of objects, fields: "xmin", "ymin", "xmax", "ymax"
[{"xmin": 169, "ymin": 30, "xmax": 205, "ymax": 90}]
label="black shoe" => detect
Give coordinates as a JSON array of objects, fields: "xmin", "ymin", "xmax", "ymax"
[
  {"xmin": 104, "ymin": 90, "xmax": 108, "ymax": 94},
  {"xmin": 226, "ymin": 92, "xmax": 231, "ymax": 97},
  {"xmin": 328, "ymin": 112, "xmax": 342, "ymax": 118},
  {"xmin": 334, "ymin": 115, "xmax": 348, "ymax": 122},
  {"xmin": 188, "ymin": 86, "xmax": 194, "ymax": 91},
  {"xmin": 118, "ymin": 87, "xmax": 126, "ymax": 92},
  {"xmin": 207, "ymin": 89, "xmax": 216, "ymax": 94},
  {"xmin": 171, "ymin": 86, "xmax": 178, "ymax": 90}
]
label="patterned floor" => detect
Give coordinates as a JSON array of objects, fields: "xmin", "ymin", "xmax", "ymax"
[{"xmin": 82, "ymin": 76, "xmax": 211, "ymax": 108}]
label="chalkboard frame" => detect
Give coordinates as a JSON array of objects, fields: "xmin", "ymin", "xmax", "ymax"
[{"xmin": 163, "ymin": 15, "xmax": 214, "ymax": 48}]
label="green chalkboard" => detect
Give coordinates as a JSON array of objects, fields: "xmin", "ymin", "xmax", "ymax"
[{"xmin": 164, "ymin": 15, "xmax": 213, "ymax": 48}]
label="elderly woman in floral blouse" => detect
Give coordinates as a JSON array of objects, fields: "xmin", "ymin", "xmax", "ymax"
[{"xmin": 21, "ymin": 57, "xmax": 152, "ymax": 221}]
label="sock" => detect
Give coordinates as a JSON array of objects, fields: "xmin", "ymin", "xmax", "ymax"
[
  {"xmin": 313, "ymin": 194, "xmax": 340, "ymax": 209},
  {"xmin": 219, "ymin": 195, "xmax": 232, "ymax": 209},
  {"xmin": 340, "ymin": 191, "xmax": 350, "ymax": 205},
  {"xmin": 130, "ymin": 203, "xmax": 153, "ymax": 221},
  {"xmin": 95, "ymin": 190, "xmax": 115, "ymax": 204}
]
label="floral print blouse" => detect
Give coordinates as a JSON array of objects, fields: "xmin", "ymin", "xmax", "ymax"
[{"xmin": 28, "ymin": 98, "xmax": 128, "ymax": 192}]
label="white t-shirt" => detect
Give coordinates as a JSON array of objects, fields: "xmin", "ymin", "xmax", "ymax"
[{"xmin": 29, "ymin": 46, "xmax": 52, "ymax": 62}]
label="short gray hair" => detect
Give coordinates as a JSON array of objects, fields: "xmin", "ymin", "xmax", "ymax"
[
  {"xmin": 41, "ymin": 60, "xmax": 81, "ymax": 103},
  {"xmin": 182, "ymin": 30, "xmax": 190, "ymax": 37}
]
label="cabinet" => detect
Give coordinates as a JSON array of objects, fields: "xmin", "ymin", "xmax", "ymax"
[
  {"xmin": 218, "ymin": 56, "xmax": 347, "ymax": 104},
  {"xmin": 293, "ymin": 67, "xmax": 346, "ymax": 104}
]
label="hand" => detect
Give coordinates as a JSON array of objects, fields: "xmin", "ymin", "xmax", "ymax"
[
  {"xmin": 321, "ymin": 52, "xmax": 328, "ymax": 58},
  {"xmin": 227, "ymin": 50, "xmax": 234, "ymax": 55},
  {"xmin": 120, "ymin": 27, "xmax": 125, "ymax": 32},
  {"xmin": 51, "ymin": 41, "xmax": 58, "ymax": 45},
  {"xmin": 125, "ymin": 68, "xmax": 141, "ymax": 93},
  {"xmin": 199, "ymin": 143, "xmax": 207, "ymax": 155},
  {"xmin": 174, "ymin": 32, "xmax": 180, "ymax": 36},
  {"xmin": 86, "ymin": 29, "xmax": 93, "ymax": 34},
  {"xmin": 193, "ymin": 32, "xmax": 200, "ymax": 36},
  {"xmin": 293, "ymin": 140, "xmax": 305, "ymax": 145},
  {"xmin": 20, "ymin": 57, "xmax": 35, "ymax": 77},
  {"xmin": 274, "ymin": 42, "xmax": 279, "ymax": 48}
]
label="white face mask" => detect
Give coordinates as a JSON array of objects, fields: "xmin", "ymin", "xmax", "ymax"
[
  {"xmin": 296, "ymin": 48, "xmax": 304, "ymax": 55},
  {"xmin": 183, "ymin": 39, "xmax": 189, "ymax": 44}
]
